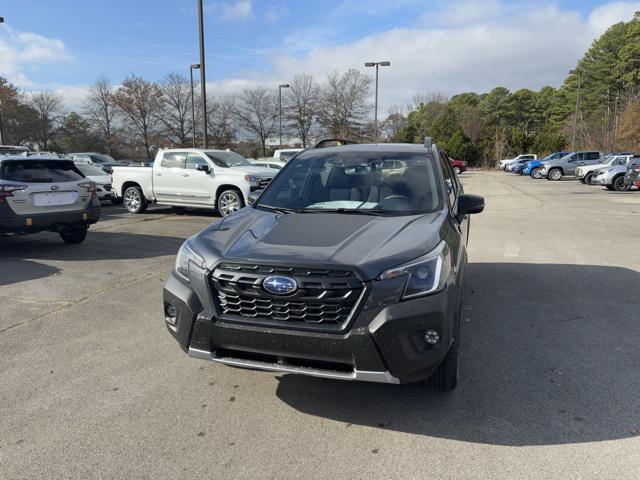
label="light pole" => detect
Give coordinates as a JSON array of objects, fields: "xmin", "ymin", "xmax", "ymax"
[
  {"xmin": 197, "ymin": 0, "xmax": 208, "ymax": 148},
  {"xmin": 0, "ymin": 19, "xmax": 4, "ymax": 145},
  {"xmin": 278, "ymin": 84, "xmax": 289, "ymax": 148},
  {"xmin": 189, "ymin": 64, "xmax": 200, "ymax": 147},
  {"xmin": 365, "ymin": 61, "xmax": 390, "ymax": 143},
  {"xmin": 570, "ymin": 68, "xmax": 581, "ymax": 151}
]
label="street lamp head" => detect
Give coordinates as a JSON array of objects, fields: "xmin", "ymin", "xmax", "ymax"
[
  {"xmin": 379, "ymin": 61, "xmax": 391, "ymax": 67},
  {"xmin": 0, "ymin": 17, "xmax": 4, "ymax": 23},
  {"xmin": 190, "ymin": 63, "xmax": 201, "ymax": 69},
  {"xmin": 279, "ymin": 84, "xmax": 290, "ymax": 88},
  {"xmin": 364, "ymin": 62, "xmax": 376, "ymax": 67}
]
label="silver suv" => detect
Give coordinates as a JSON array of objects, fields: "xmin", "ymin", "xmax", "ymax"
[
  {"xmin": 540, "ymin": 151, "xmax": 602, "ymax": 181},
  {"xmin": 0, "ymin": 156, "xmax": 101, "ymax": 243}
]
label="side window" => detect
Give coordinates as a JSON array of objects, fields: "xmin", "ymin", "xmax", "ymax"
[
  {"xmin": 161, "ymin": 152, "xmax": 186, "ymax": 168},
  {"xmin": 185, "ymin": 153, "xmax": 208, "ymax": 170},
  {"xmin": 438, "ymin": 152, "xmax": 458, "ymax": 209},
  {"xmin": 586, "ymin": 152, "xmax": 600, "ymax": 160}
]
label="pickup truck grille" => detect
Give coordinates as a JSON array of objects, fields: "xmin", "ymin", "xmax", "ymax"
[
  {"xmin": 258, "ymin": 178, "xmax": 272, "ymax": 190},
  {"xmin": 211, "ymin": 263, "xmax": 365, "ymax": 332}
]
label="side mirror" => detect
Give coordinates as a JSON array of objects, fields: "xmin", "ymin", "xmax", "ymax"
[
  {"xmin": 248, "ymin": 190, "xmax": 262, "ymax": 206},
  {"xmin": 196, "ymin": 164, "xmax": 211, "ymax": 174},
  {"xmin": 457, "ymin": 194, "xmax": 484, "ymax": 218}
]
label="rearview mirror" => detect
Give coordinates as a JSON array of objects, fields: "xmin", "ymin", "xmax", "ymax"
[
  {"xmin": 248, "ymin": 190, "xmax": 262, "ymax": 206},
  {"xmin": 457, "ymin": 194, "xmax": 484, "ymax": 218},
  {"xmin": 196, "ymin": 164, "xmax": 211, "ymax": 174}
]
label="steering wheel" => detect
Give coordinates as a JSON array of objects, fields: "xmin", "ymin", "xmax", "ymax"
[{"xmin": 380, "ymin": 194, "xmax": 414, "ymax": 210}]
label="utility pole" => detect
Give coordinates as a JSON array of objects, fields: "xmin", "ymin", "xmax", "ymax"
[
  {"xmin": 570, "ymin": 69, "xmax": 581, "ymax": 151},
  {"xmin": 278, "ymin": 84, "xmax": 289, "ymax": 148},
  {"xmin": 189, "ymin": 64, "xmax": 200, "ymax": 148},
  {"xmin": 365, "ymin": 61, "xmax": 390, "ymax": 143},
  {"xmin": 197, "ymin": 0, "xmax": 208, "ymax": 148}
]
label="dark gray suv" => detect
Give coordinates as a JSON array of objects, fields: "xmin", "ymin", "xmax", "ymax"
[{"xmin": 163, "ymin": 141, "xmax": 484, "ymax": 391}]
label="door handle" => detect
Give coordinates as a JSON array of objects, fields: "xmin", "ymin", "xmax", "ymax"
[
  {"xmin": 154, "ymin": 173, "xmax": 162, "ymax": 176},
  {"xmin": 181, "ymin": 174, "xmax": 189, "ymax": 177}
]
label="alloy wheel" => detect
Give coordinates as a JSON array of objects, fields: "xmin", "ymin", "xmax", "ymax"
[
  {"xmin": 124, "ymin": 188, "xmax": 140, "ymax": 212},
  {"xmin": 219, "ymin": 192, "xmax": 241, "ymax": 216}
]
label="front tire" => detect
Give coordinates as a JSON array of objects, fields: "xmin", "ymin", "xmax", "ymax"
[
  {"xmin": 427, "ymin": 333, "xmax": 459, "ymax": 392},
  {"xmin": 530, "ymin": 168, "xmax": 541, "ymax": 179},
  {"xmin": 548, "ymin": 168, "xmax": 562, "ymax": 181},
  {"xmin": 217, "ymin": 189, "xmax": 244, "ymax": 217},
  {"xmin": 59, "ymin": 225, "xmax": 88, "ymax": 244},
  {"xmin": 123, "ymin": 186, "xmax": 148, "ymax": 214},
  {"xmin": 613, "ymin": 176, "xmax": 630, "ymax": 192},
  {"xmin": 584, "ymin": 172, "xmax": 593, "ymax": 185}
]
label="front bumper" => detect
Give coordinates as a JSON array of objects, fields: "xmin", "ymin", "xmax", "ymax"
[
  {"xmin": 0, "ymin": 199, "xmax": 101, "ymax": 234},
  {"xmin": 163, "ymin": 267, "xmax": 459, "ymax": 384}
]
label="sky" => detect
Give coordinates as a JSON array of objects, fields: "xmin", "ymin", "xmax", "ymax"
[{"xmin": 1, "ymin": 0, "xmax": 639, "ymax": 112}]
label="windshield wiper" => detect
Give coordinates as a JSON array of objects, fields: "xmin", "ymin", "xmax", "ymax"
[
  {"xmin": 299, "ymin": 208, "xmax": 387, "ymax": 216},
  {"xmin": 256, "ymin": 204, "xmax": 298, "ymax": 215}
]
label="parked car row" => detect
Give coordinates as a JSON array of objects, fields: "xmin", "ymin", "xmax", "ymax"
[{"xmin": 500, "ymin": 150, "xmax": 640, "ymax": 191}]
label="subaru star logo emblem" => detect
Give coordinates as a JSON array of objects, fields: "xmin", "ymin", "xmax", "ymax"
[
  {"xmin": 263, "ymin": 275, "xmax": 297, "ymax": 295},
  {"xmin": 50, "ymin": 185, "xmax": 60, "ymax": 191}
]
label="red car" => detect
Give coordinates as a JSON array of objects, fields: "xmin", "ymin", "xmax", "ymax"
[{"xmin": 449, "ymin": 158, "xmax": 467, "ymax": 175}]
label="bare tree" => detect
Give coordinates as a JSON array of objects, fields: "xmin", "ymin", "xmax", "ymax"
[
  {"xmin": 285, "ymin": 74, "xmax": 318, "ymax": 147},
  {"xmin": 408, "ymin": 92, "xmax": 448, "ymax": 112},
  {"xmin": 157, "ymin": 73, "xmax": 192, "ymax": 147},
  {"xmin": 208, "ymin": 95, "xmax": 236, "ymax": 149},
  {"xmin": 85, "ymin": 75, "xmax": 118, "ymax": 154},
  {"xmin": 461, "ymin": 106, "xmax": 486, "ymax": 144},
  {"xmin": 381, "ymin": 105, "xmax": 408, "ymax": 141},
  {"xmin": 318, "ymin": 69, "xmax": 372, "ymax": 139},
  {"xmin": 232, "ymin": 87, "xmax": 277, "ymax": 156},
  {"xmin": 30, "ymin": 91, "xmax": 64, "ymax": 150},
  {"xmin": 113, "ymin": 75, "xmax": 163, "ymax": 160}
]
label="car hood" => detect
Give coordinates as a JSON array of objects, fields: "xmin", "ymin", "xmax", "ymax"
[
  {"xmin": 228, "ymin": 165, "xmax": 277, "ymax": 177},
  {"xmin": 194, "ymin": 207, "xmax": 445, "ymax": 281}
]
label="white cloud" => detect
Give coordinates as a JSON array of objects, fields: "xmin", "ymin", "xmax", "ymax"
[
  {"xmin": 0, "ymin": 26, "xmax": 72, "ymax": 88},
  {"xmin": 205, "ymin": 0, "xmax": 640, "ymax": 113},
  {"xmin": 265, "ymin": 5, "xmax": 290, "ymax": 23},
  {"xmin": 206, "ymin": 0, "xmax": 254, "ymax": 21}
]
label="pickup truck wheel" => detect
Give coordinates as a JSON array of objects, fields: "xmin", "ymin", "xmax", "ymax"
[
  {"xmin": 123, "ymin": 186, "xmax": 148, "ymax": 214},
  {"xmin": 548, "ymin": 168, "xmax": 562, "ymax": 181},
  {"xmin": 613, "ymin": 176, "xmax": 630, "ymax": 192},
  {"xmin": 59, "ymin": 225, "xmax": 88, "ymax": 244},
  {"xmin": 530, "ymin": 168, "xmax": 541, "ymax": 179},
  {"xmin": 217, "ymin": 189, "xmax": 244, "ymax": 217},
  {"xmin": 584, "ymin": 172, "xmax": 593, "ymax": 185}
]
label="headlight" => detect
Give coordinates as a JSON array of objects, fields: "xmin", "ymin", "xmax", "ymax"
[
  {"xmin": 244, "ymin": 175, "xmax": 261, "ymax": 186},
  {"xmin": 175, "ymin": 239, "xmax": 206, "ymax": 281},
  {"xmin": 378, "ymin": 242, "xmax": 451, "ymax": 299}
]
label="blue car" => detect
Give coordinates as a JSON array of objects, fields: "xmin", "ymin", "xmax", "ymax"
[{"xmin": 524, "ymin": 152, "xmax": 570, "ymax": 178}]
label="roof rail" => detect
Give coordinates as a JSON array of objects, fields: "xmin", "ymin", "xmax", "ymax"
[{"xmin": 311, "ymin": 138, "xmax": 359, "ymax": 149}]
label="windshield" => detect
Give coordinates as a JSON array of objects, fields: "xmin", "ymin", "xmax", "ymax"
[
  {"xmin": 205, "ymin": 151, "xmax": 252, "ymax": 168},
  {"xmin": 76, "ymin": 163, "xmax": 108, "ymax": 176},
  {"xmin": 0, "ymin": 160, "xmax": 84, "ymax": 183},
  {"xmin": 88, "ymin": 154, "xmax": 117, "ymax": 164},
  {"xmin": 256, "ymin": 151, "xmax": 443, "ymax": 215},
  {"xmin": 279, "ymin": 151, "xmax": 300, "ymax": 161}
]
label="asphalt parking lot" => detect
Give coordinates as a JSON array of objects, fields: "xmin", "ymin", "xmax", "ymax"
[{"xmin": 2, "ymin": 171, "xmax": 640, "ymax": 479}]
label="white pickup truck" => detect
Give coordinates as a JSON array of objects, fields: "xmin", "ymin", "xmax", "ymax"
[{"xmin": 112, "ymin": 149, "xmax": 275, "ymax": 216}]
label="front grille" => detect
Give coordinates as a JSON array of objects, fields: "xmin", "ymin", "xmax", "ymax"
[
  {"xmin": 258, "ymin": 178, "xmax": 272, "ymax": 189},
  {"xmin": 211, "ymin": 263, "xmax": 365, "ymax": 331}
]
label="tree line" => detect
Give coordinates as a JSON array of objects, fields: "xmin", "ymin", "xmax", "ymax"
[
  {"xmin": 0, "ymin": 69, "xmax": 375, "ymax": 161},
  {"xmin": 0, "ymin": 11, "xmax": 638, "ymax": 164}
]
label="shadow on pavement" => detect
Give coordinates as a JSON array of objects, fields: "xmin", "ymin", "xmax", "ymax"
[
  {"xmin": 0, "ymin": 230, "xmax": 186, "ymax": 286},
  {"xmin": 276, "ymin": 262, "xmax": 640, "ymax": 446}
]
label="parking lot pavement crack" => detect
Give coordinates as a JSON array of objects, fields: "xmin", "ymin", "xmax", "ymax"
[{"xmin": 0, "ymin": 267, "xmax": 167, "ymax": 334}]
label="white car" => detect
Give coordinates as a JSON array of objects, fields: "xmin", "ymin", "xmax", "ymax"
[
  {"xmin": 111, "ymin": 149, "xmax": 275, "ymax": 216},
  {"xmin": 74, "ymin": 162, "xmax": 116, "ymax": 202},
  {"xmin": 273, "ymin": 148, "xmax": 303, "ymax": 162},
  {"xmin": 575, "ymin": 154, "xmax": 633, "ymax": 184},
  {"xmin": 249, "ymin": 158, "xmax": 286, "ymax": 170},
  {"xmin": 499, "ymin": 154, "xmax": 536, "ymax": 170}
]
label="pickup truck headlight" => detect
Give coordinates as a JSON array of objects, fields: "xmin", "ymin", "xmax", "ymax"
[
  {"xmin": 244, "ymin": 175, "xmax": 261, "ymax": 186},
  {"xmin": 379, "ymin": 242, "xmax": 452, "ymax": 299},
  {"xmin": 175, "ymin": 239, "xmax": 206, "ymax": 281}
]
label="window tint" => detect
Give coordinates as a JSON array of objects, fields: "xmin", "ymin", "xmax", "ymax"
[
  {"xmin": 586, "ymin": 152, "xmax": 600, "ymax": 160},
  {"xmin": 185, "ymin": 153, "xmax": 208, "ymax": 170},
  {"xmin": 438, "ymin": 152, "xmax": 458, "ymax": 209},
  {"xmin": 0, "ymin": 160, "xmax": 84, "ymax": 183},
  {"xmin": 161, "ymin": 152, "xmax": 186, "ymax": 168},
  {"xmin": 204, "ymin": 151, "xmax": 251, "ymax": 168}
]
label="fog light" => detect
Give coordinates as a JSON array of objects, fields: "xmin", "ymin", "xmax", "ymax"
[
  {"xmin": 165, "ymin": 304, "xmax": 178, "ymax": 325},
  {"xmin": 424, "ymin": 329, "xmax": 440, "ymax": 345}
]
